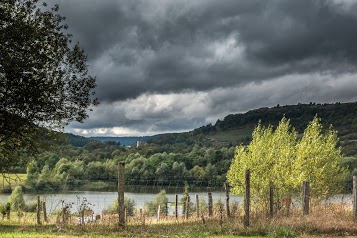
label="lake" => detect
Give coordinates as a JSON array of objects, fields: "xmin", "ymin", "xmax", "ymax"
[
  {"xmin": 0, "ymin": 189, "xmax": 242, "ymax": 215},
  {"xmin": 0, "ymin": 188, "xmax": 351, "ymax": 216}
]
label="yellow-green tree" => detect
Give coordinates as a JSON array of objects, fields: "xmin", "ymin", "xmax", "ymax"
[
  {"xmin": 227, "ymin": 116, "xmax": 347, "ymax": 204},
  {"xmin": 227, "ymin": 117, "xmax": 297, "ymax": 203},
  {"xmin": 293, "ymin": 117, "xmax": 347, "ymax": 198}
]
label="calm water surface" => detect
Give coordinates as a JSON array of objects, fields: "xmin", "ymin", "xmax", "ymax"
[
  {"xmin": 0, "ymin": 188, "xmax": 242, "ymax": 215},
  {"xmin": 0, "ymin": 188, "xmax": 351, "ymax": 216}
]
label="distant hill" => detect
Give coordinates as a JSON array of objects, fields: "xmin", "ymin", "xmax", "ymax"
[
  {"xmin": 64, "ymin": 133, "xmax": 156, "ymax": 147},
  {"xmin": 65, "ymin": 133, "xmax": 93, "ymax": 147},
  {"xmin": 66, "ymin": 102, "xmax": 357, "ymax": 155},
  {"xmin": 89, "ymin": 136, "xmax": 154, "ymax": 146},
  {"xmin": 150, "ymin": 102, "xmax": 357, "ymax": 156}
]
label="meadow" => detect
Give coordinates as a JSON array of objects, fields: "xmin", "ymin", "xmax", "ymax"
[{"xmin": 0, "ymin": 201, "xmax": 356, "ymax": 238}]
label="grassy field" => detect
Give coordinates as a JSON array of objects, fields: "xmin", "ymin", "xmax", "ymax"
[
  {"xmin": 0, "ymin": 222, "xmax": 259, "ymax": 238},
  {"xmin": 0, "ymin": 175, "xmax": 356, "ymax": 237},
  {"xmin": 1, "ymin": 203, "xmax": 357, "ymax": 238}
]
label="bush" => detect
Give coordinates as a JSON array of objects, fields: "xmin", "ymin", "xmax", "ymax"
[
  {"xmin": 180, "ymin": 184, "xmax": 195, "ymax": 215},
  {"xmin": 0, "ymin": 203, "xmax": 5, "ymax": 217},
  {"xmin": 104, "ymin": 197, "xmax": 136, "ymax": 216},
  {"xmin": 24, "ymin": 201, "xmax": 38, "ymax": 212},
  {"xmin": 0, "ymin": 202, "xmax": 11, "ymax": 219},
  {"xmin": 8, "ymin": 186, "xmax": 25, "ymax": 211},
  {"xmin": 198, "ymin": 197, "xmax": 207, "ymax": 215},
  {"xmin": 145, "ymin": 190, "xmax": 168, "ymax": 216},
  {"xmin": 213, "ymin": 198, "xmax": 224, "ymax": 212}
]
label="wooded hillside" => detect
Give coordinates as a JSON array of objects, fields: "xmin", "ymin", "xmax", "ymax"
[{"xmin": 151, "ymin": 102, "xmax": 357, "ymax": 156}]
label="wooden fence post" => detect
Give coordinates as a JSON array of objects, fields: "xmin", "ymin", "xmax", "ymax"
[
  {"xmin": 353, "ymin": 176, "xmax": 357, "ymax": 221},
  {"xmin": 244, "ymin": 169, "xmax": 250, "ymax": 228},
  {"xmin": 118, "ymin": 161, "xmax": 125, "ymax": 227},
  {"xmin": 302, "ymin": 181, "xmax": 310, "ymax": 215},
  {"xmin": 225, "ymin": 182, "xmax": 231, "ymax": 218},
  {"xmin": 165, "ymin": 202, "xmax": 168, "ymax": 217},
  {"xmin": 61, "ymin": 201, "xmax": 65, "ymax": 223},
  {"xmin": 175, "ymin": 194, "xmax": 178, "ymax": 221},
  {"xmin": 139, "ymin": 208, "xmax": 144, "ymax": 225},
  {"xmin": 208, "ymin": 187, "xmax": 213, "ymax": 217},
  {"xmin": 270, "ymin": 182, "xmax": 274, "ymax": 218},
  {"xmin": 196, "ymin": 194, "xmax": 200, "ymax": 218},
  {"xmin": 185, "ymin": 196, "xmax": 190, "ymax": 220},
  {"xmin": 157, "ymin": 205, "xmax": 161, "ymax": 222},
  {"xmin": 37, "ymin": 196, "xmax": 41, "ymax": 225},
  {"xmin": 43, "ymin": 201, "xmax": 47, "ymax": 223}
]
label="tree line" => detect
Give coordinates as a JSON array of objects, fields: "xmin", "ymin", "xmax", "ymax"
[
  {"xmin": 16, "ymin": 117, "xmax": 357, "ymax": 194},
  {"xmin": 21, "ymin": 141, "xmax": 234, "ymax": 192},
  {"xmin": 228, "ymin": 116, "xmax": 348, "ymax": 203}
]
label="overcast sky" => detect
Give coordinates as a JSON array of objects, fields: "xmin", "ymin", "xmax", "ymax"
[{"xmin": 60, "ymin": 0, "xmax": 357, "ymax": 137}]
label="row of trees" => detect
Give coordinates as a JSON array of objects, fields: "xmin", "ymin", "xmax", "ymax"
[
  {"xmin": 23, "ymin": 144, "xmax": 235, "ymax": 191},
  {"xmin": 227, "ymin": 117, "xmax": 348, "ymax": 203},
  {"xmin": 12, "ymin": 116, "xmax": 355, "ymax": 194}
]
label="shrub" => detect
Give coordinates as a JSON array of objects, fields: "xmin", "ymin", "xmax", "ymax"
[
  {"xmin": 213, "ymin": 197, "xmax": 224, "ymax": 212},
  {"xmin": 105, "ymin": 197, "xmax": 136, "ymax": 216},
  {"xmin": 0, "ymin": 203, "xmax": 11, "ymax": 219},
  {"xmin": 198, "ymin": 197, "xmax": 207, "ymax": 215},
  {"xmin": 145, "ymin": 190, "xmax": 168, "ymax": 216},
  {"xmin": 24, "ymin": 201, "xmax": 38, "ymax": 212},
  {"xmin": 8, "ymin": 186, "xmax": 25, "ymax": 212}
]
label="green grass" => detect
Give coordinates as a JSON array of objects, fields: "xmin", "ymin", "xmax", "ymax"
[
  {"xmin": 0, "ymin": 219, "xmax": 262, "ymax": 238},
  {"xmin": 0, "ymin": 203, "xmax": 355, "ymax": 237},
  {"xmin": 0, "ymin": 232, "xmax": 127, "ymax": 238}
]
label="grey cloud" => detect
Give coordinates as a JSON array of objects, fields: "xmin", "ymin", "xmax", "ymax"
[
  {"xmin": 241, "ymin": 1, "xmax": 357, "ymax": 65},
  {"xmin": 66, "ymin": 72, "xmax": 357, "ymax": 136},
  {"xmin": 59, "ymin": 0, "xmax": 357, "ymax": 103},
  {"xmin": 57, "ymin": 0, "xmax": 357, "ymax": 135}
]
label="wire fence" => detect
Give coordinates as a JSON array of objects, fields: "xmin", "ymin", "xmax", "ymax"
[
  {"xmin": 0, "ymin": 176, "xmax": 356, "ymax": 227},
  {"xmin": 0, "ymin": 185, "xmax": 354, "ymax": 224}
]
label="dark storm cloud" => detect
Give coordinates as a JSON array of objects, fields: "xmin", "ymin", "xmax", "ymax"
[
  {"xmin": 58, "ymin": 0, "xmax": 357, "ymax": 102},
  {"xmin": 59, "ymin": 0, "xmax": 357, "ymax": 135}
]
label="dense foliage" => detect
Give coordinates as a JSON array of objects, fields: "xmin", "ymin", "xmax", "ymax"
[
  {"xmin": 0, "ymin": 102, "xmax": 352, "ymax": 194},
  {"xmin": 23, "ymin": 140, "xmax": 235, "ymax": 192},
  {"xmin": 0, "ymin": 0, "xmax": 97, "ymax": 173},
  {"xmin": 227, "ymin": 117, "xmax": 348, "ymax": 203}
]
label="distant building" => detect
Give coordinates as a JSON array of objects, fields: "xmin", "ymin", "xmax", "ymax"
[{"xmin": 136, "ymin": 141, "xmax": 142, "ymax": 147}]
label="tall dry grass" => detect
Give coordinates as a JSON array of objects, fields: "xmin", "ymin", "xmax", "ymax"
[{"xmin": 1, "ymin": 201, "xmax": 356, "ymax": 237}]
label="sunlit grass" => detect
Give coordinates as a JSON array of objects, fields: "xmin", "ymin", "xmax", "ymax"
[{"xmin": 0, "ymin": 202, "xmax": 355, "ymax": 237}]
